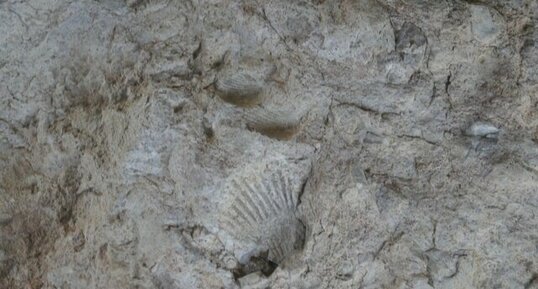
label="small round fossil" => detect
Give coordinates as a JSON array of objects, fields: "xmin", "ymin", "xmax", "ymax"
[{"xmin": 465, "ymin": 122, "xmax": 499, "ymax": 138}]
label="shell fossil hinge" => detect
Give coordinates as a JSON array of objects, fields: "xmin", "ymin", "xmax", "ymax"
[
  {"xmin": 215, "ymin": 72, "xmax": 264, "ymax": 107},
  {"xmin": 243, "ymin": 107, "xmax": 302, "ymax": 140}
]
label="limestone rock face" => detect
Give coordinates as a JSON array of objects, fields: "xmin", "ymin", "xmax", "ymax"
[{"xmin": 1, "ymin": 1, "xmax": 537, "ymax": 288}]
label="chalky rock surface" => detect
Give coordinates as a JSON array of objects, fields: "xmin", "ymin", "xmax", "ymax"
[{"xmin": 1, "ymin": 1, "xmax": 537, "ymax": 288}]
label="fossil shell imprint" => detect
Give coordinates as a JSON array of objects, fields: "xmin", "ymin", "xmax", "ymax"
[
  {"xmin": 215, "ymin": 72, "xmax": 264, "ymax": 107},
  {"xmin": 244, "ymin": 107, "xmax": 303, "ymax": 140},
  {"xmin": 219, "ymin": 163, "xmax": 306, "ymax": 265},
  {"xmin": 465, "ymin": 122, "xmax": 499, "ymax": 138}
]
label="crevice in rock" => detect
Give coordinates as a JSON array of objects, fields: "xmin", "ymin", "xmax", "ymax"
[
  {"xmin": 232, "ymin": 254, "xmax": 279, "ymax": 280},
  {"xmin": 525, "ymin": 273, "xmax": 538, "ymax": 289}
]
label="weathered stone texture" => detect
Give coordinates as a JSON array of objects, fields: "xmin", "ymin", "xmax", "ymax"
[{"xmin": 0, "ymin": 0, "xmax": 537, "ymax": 288}]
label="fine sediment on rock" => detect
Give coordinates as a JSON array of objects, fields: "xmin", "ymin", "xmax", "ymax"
[{"xmin": 1, "ymin": 1, "xmax": 537, "ymax": 288}]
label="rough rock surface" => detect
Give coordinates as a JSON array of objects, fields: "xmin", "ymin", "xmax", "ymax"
[{"xmin": 1, "ymin": 0, "xmax": 537, "ymax": 288}]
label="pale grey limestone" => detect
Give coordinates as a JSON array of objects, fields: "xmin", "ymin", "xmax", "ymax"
[{"xmin": 0, "ymin": 0, "xmax": 537, "ymax": 288}]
